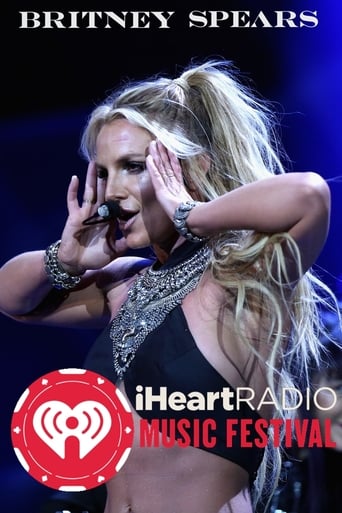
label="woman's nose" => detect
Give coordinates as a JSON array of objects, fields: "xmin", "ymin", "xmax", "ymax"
[{"xmin": 105, "ymin": 172, "xmax": 128, "ymax": 201}]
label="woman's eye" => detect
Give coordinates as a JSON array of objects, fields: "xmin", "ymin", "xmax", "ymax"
[
  {"xmin": 97, "ymin": 168, "xmax": 108, "ymax": 180},
  {"xmin": 125, "ymin": 161, "xmax": 145, "ymax": 173}
]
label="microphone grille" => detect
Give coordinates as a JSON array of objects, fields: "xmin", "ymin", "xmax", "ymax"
[{"xmin": 97, "ymin": 200, "xmax": 121, "ymax": 219}]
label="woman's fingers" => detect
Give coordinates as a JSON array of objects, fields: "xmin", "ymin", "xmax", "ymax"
[
  {"xmin": 147, "ymin": 141, "xmax": 195, "ymax": 221},
  {"xmin": 168, "ymin": 148, "xmax": 183, "ymax": 179},
  {"xmin": 66, "ymin": 162, "xmax": 103, "ymax": 220},
  {"xmin": 96, "ymin": 172, "xmax": 107, "ymax": 206},
  {"xmin": 83, "ymin": 161, "xmax": 98, "ymax": 204},
  {"xmin": 148, "ymin": 141, "xmax": 180, "ymax": 185},
  {"xmin": 152, "ymin": 141, "xmax": 187, "ymax": 189},
  {"xmin": 67, "ymin": 175, "xmax": 80, "ymax": 215}
]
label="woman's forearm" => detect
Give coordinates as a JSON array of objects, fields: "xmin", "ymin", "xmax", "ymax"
[
  {"xmin": 187, "ymin": 172, "xmax": 330, "ymax": 272},
  {"xmin": 0, "ymin": 250, "xmax": 53, "ymax": 316},
  {"xmin": 189, "ymin": 172, "xmax": 329, "ymax": 234},
  {"xmin": 187, "ymin": 171, "xmax": 330, "ymax": 272}
]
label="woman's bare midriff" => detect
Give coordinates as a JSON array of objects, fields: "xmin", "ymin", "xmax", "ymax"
[{"xmin": 104, "ymin": 382, "xmax": 253, "ymax": 513}]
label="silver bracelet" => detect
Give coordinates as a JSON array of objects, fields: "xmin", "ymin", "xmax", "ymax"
[
  {"xmin": 44, "ymin": 240, "xmax": 82, "ymax": 290},
  {"xmin": 173, "ymin": 201, "xmax": 207, "ymax": 243}
]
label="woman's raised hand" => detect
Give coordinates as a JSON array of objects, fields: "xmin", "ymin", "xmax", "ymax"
[
  {"xmin": 57, "ymin": 161, "xmax": 127, "ymax": 275},
  {"xmin": 146, "ymin": 140, "xmax": 195, "ymax": 220}
]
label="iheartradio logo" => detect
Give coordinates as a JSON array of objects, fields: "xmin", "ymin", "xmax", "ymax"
[
  {"xmin": 11, "ymin": 368, "xmax": 134, "ymax": 490},
  {"xmin": 33, "ymin": 400, "xmax": 112, "ymax": 459}
]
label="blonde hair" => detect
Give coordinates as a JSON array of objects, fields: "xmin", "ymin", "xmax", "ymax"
[{"xmin": 80, "ymin": 59, "xmax": 336, "ymax": 511}]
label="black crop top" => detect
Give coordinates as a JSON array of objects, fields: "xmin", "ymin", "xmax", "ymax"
[{"xmin": 84, "ymin": 243, "xmax": 264, "ymax": 477}]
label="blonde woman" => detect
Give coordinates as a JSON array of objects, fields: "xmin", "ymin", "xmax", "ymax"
[{"xmin": 0, "ymin": 60, "xmax": 335, "ymax": 513}]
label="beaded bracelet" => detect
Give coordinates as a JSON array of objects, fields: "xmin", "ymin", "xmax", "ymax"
[
  {"xmin": 173, "ymin": 201, "xmax": 207, "ymax": 243},
  {"xmin": 44, "ymin": 240, "xmax": 82, "ymax": 290}
]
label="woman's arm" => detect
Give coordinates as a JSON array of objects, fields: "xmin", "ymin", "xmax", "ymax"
[
  {"xmin": 0, "ymin": 249, "xmax": 150, "ymax": 328},
  {"xmin": 188, "ymin": 171, "xmax": 330, "ymax": 274},
  {"xmin": 0, "ymin": 160, "xmax": 140, "ymax": 327},
  {"xmin": 0, "ymin": 250, "xmax": 54, "ymax": 316},
  {"xmin": 147, "ymin": 141, "xmax": 330, "ymax": 278}
]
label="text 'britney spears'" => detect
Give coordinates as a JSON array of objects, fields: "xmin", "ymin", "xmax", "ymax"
[{"xmin": 18, "ymin": 11, "xmax": 319, "ymax": 29}]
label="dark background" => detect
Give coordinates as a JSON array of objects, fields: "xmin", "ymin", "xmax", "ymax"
[{"xmin": 1, "ymin": 1, "xmax": 341, "ymax": 511}]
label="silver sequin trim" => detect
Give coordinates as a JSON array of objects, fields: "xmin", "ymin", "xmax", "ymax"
[{"xmin": 110, "ymin": 244, "xmax": 210, "ymax": 379}]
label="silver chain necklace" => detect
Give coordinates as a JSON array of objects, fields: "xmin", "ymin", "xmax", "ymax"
[{"xmin": 110, "ymin": 244, "xmax": 210, "ymax": 379}]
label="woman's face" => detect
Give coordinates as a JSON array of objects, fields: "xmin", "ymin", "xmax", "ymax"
[
  {"xmin": 95, "ymin": 118, "xmax": 176, "ymax": 249},
  {"xmin": 314, "ymin": 372, "xmax": 342, "ymax": 451}
]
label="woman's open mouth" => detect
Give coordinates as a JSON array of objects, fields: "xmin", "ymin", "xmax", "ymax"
[{"xmin": 117, "ymin": 209, "xmax": 138, "ymax": 230}]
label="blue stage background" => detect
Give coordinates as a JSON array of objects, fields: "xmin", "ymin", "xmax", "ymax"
[{"xmin": 1, "ymin": 2, "xmax": 341, "ymax": 511}]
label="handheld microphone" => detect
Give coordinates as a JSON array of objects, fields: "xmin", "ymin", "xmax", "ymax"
[{"xmin": 82, "ymin": 200, "xmax": 121, "ymax": 225}]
